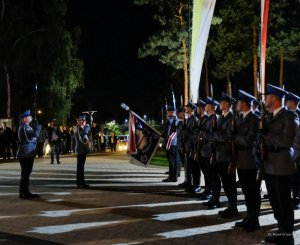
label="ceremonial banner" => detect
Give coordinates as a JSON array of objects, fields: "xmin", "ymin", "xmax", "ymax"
[
  {"xmin": 260, "ymin": 0, "xmax": 270, "ymax": 95},
  {"xmin": 190, "ymin": 0, "xmax": 216, "ymax": 102},
  {"xmin": 127, "ymin": 111, "xmax": 161, "ymax": 166}
]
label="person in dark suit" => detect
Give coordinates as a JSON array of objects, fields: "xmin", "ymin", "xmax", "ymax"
[
  {"xmin": 183, "ymin": 102, "xmax": 198, "ymax": 192},
  {"xmin": 162, "ymin": 105, "xmax": 179, "ymax": 182},
  {"xmin": 213, "ymin": 92, "xmax": 239, "ymax": 219},
  {"xmin": 234, "ymin": 90, "xmax": 260, "ymax": 232},
  {"xmin": 286, "ymin": 91, "xmax": 300, "ymax": 210},
  {"xmin": 1, "ymin": 122, "xmax": 12, "ymax": 160},
  {"xmin": 108, "ymin": 132, "xmax": 118, "ymax": 151},
  {"xmin": 263, "ymin": 84, "xmax": 299, "ymax": 244},
  {"xmin": 17, "ymin": 110, "xmax": 41, "ymax": 199},
  {"xmin": 200, "ymin": 97, "xmax": 219, "ymax": 202},
  {"xmin": 74, "ymin": 115, "xmax": 91, "ymax": 188},
  {"xmin": 47, "ymin": 119, "xmax": 62, "ymax": 164}
]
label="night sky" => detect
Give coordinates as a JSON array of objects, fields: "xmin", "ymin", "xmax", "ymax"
[
  {"xmin": 68, "ymin": 0, "xmax": 169, "ymax": 124},
  {"xmin": 68, "ymin": 1, "xmax": 300, "ymax": 124}
]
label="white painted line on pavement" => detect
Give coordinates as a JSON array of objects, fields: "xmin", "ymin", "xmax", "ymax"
[
  {"xmin": 0, "ymin": 192, "xmax": 71, "ymax": 196},
  {"xmin": 28, "ymin": 220, "xmax": 123, "ymax": 234},
  {"xmin": 47, "ymin": 199, "xmax": 64, "ymax": 202},
  {"xmin": 38, "ymin": 200, "xmax": 203, "ymax": 217},
  {"xmin": 153, "ymin": 205, "xmax": 247, "ymax": 221}
]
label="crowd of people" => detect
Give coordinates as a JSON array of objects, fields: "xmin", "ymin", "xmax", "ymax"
[
  {"xmin": 162, "ymin": 84, "xmax": 300, "ymax": 244},
  {"xmin": 0, "ymin": 120, "xmax": 120, "ymax": 162}
]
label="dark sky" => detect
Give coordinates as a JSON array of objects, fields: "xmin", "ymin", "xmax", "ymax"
[{"xmin": 68, "ymin": 0, "xmax": 168, "ymax": 124}]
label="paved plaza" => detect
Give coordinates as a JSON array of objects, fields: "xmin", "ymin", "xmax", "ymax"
[{"xmin": 0, "ymin": 153, "xmax": 299, "ymax": 245}]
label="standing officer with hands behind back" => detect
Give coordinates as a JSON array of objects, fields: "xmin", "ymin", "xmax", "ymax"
[
  {"xmin": 17, "ymin": 110, "xmax": 41, "ymax": 199},
  {"xmin": 75, "ymin": 115, "xmax": 91, "ymax": 188}
]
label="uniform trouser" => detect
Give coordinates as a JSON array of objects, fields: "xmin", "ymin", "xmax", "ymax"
[
  {"xmin": 199, "ymin": 156, "xmax": 211, "ymax": 192},
  {"xmin": 77, "ymin": 154, "xmax": 87, "ymax": 185},
  {"xmin": 186, "ymin": 156, "xmax": 196, "ymax": 186},
  {"xmin": 292, "ymin": 165, "xmax": 300, "ymax": 200},
  {"xmin": 209, "ymin": 162, "xmax": 221, "ymax": 201},
  {"xmin": 50, "ymin": 142, "xmax": 60, "ymax": 163},
  {"xmin": 179, "ymin": 151, "xmax": 187, "ymax": 181},
  {"xmin": 100, "ymin": 143, "xmax": 106, "ymax": 152},
  {"xmin": 2, "ymin": 143, "xmax": 11, "ymax": 159},
  {"xmin": 19, "ymin": 157, "xmax": 34, "ymax": 194},
  {"xmin": 191, "ymin": 156, "xmax": 200, "ymax": 187},
  {"xmin": 166, "ymin": 146, "xmax": 179, "ymax": 180},
  {"xmin": 265, "ymin": 174, "xmax": 294, "ymax": 233},
  {"xmin": 237, "ymin": 168, "xmax": 261, "ymax": 221},
  {"xmin": 217, "ymin": 161, "xmax": 237, "ymax": 209},
  {"xmin": 37, "ymin": 142, "xmax": 44, "ymax": 157}
]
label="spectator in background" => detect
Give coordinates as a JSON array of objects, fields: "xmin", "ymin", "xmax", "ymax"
[
  {"xmin": 99, "ymin": 131, "xmax": 107, "ymax": 152},
  {"xmin": 47, "ymin": 119, "xmax": 62, "ymax": 164},
  {"xmin": 108, "ymin": 131, "xmax": 117, "ymax": 151},
  {"xmin": 37, "ymin": 126, "xmax": 45, "ymax": 158},
  {"xmin": 64, "ymin": 126, "xmax": 72, "ymax": 154},
  {"xmin": 11, "ymin": 126, "xmax": 18, "ymax": 159},
  {"xmin": 91, "ymin": 122, "xmax": 100, "ymax": 152},
  {"xmin": 1, "ymin": 122, "xmax": 12, "ymax": 160}
]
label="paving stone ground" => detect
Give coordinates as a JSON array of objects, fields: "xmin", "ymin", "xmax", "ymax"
[{"xmin": 0, "ymin": 152, "xmax": 299, "ymax": 245}]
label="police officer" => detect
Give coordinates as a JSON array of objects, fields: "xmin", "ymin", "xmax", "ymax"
[
  {"xmin": 263, "ymin": 84, "xmax": 299, "ymax": 244},
  {"xmin": 234, "ymin": 90, "xmax": 260, "ymax": 232},
  {"xmin": 162, "ymin": 105, "xmax": 179, "ymax": 182},
  {"xmin": 286, "ymin": 91, "xmax": 300, "ymax": 210},
  {"xmin": 213, "ymin": 92, "xmax": 239, "ymax": 218},
  {"xmin": 75, "ymin": 115, "xmax": 91, "ymax": 188},
  {"xmin": 17, "ymin": 110, "xmax": 41, "ymax": 199},
  {"xmin": 192, "ymin": 100, "xmax": 207, "ymax": 194},
  {"xmin": 183, "ymin": 102, "xmax": 198, "ymax": 192},
  {"xmin": 200, "ymin": 97, "xmax": 219, "ymax": 202}
]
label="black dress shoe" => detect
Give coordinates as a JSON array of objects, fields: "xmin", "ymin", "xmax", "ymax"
[
  {"xmin": 242, "ymin": 220, "xmax": 260, "ymax": 232},
  {"xmin": 162, "ymin": 178, "xmax": 171, "ymax": 182},
  {"xmin": 265, "ymin": 233, "xmax": 281, "ymax": 243},
  {"xmin": 206, "ymin": 200, "xmax": 221, "ymax": 209},
  {"xmin": 57, "ymin": 162, "xmax": 61, "ymax": 164},
  {"xmin": 276, "ymin": 234, "xmax": 294, "ymax": 245},
  {"xmin": 178, "ymin": 181, "xmax": 189, "ymax": 188},
  {"xmin": 27, "ymin": 192, "xmax": 40, "ymax": 198},
  {"xmin": 235, "ymin": 218, "xmax": 249, "ymax": 227},
  {"xmin": 218, "ymin": 208, "xmax": 239, "ymax": 219}
]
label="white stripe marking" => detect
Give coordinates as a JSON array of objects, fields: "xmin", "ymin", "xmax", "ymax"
[{"xmin": 28, "ymin": 221, "xmax": 123, "ymax": 234}]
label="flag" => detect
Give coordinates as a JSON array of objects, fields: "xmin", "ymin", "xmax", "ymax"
[
  {"xmin": 127, "ymin": 112, "xmax": 161, "ymax": 166},
  {"xmin": 190, "ymin": 0, "xmax": 216, "ymax": 102},
  {"xmin": 260, "ymin": 0, "xmax": 270, "ymax": 95}
]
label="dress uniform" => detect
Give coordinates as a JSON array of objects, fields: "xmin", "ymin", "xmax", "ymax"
[
  {"xmin": 234, "ymin": 90, "xmax": 261, "ymax": 231},
  {"xmin": 263, "ymin": 84, "xmax": 299, "ymax": 244},
  {"xmin": 213, "ymin": 92, "xmax": 239, "ymax": 218},
  {"xmin": 184, "ymin": 102, "xmax": 199, "ymax": 192},
  {"xmin": 74, "ymin": 115, "xmax": 91, "ymax": 187},
  {"xmin": 199, "ymin": 97, "xmax": 219, "ymax": 201},
  {"xmin": 191, "ymin": 100, "xmax": 207, "ymax": 193},
  {"xmin": 286, "ymin": 91, "xmax": 300, "ymax": 209},
  {"xmin": 17, "ymin": 110, "xmax": 41, "ymax": 199},
  {"xmin": 162, "ymin": 105, "xmax": 179, "ymax": 182}
]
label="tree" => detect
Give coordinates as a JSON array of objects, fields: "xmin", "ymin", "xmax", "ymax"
[
  {"xmin": 134, "ymin": 0, "xmax": 189, "ymax": 104},
  {"xmin": 266, "ymin": 0, "xmax": 300, "ymax": 87},
  {"xmin": 206, "ymin": 0, "xmax": 260, "ymax": 95},
  {"xmin": 0, "ymin": 0, "xmax": 83, "ymax": 122}
]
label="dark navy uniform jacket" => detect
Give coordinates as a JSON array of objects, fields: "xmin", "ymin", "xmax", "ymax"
[
  {"xmin": 184, "ymin": 114, "xmax": 198, "ymax": 154},
  {"xmin": 264, "ymin": 108, "xmax": 299, "ymax": 175},
  {"xmin": 75, "ymin": 124, "xmax": 91, "ymax": 155},
  {"xmin": 235, "ymin": 111, "xmax": 259, "ymax": 169},
  {"xmin": 17, "ymin": 123, "xmax": 41, "ymax": 158},
  {"xmin": 163, "ymin": 116, "xmax": 179, "ymax": 147},
  {"xmin": 213, "ymin": 111, "xmax": 233, "ymax": 162}
]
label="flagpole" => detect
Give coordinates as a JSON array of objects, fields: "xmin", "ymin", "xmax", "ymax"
[{"xmin": 260, "ymin": 0, "xmax": 270, "ymax": 98}]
